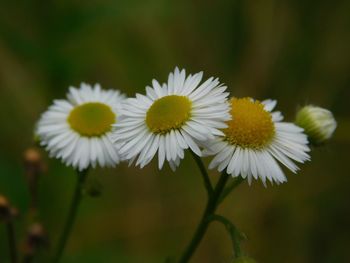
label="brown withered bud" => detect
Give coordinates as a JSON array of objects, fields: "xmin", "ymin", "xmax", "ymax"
[
  {"xmin": 23, "ymin": 147, "xmax": 45, "ymax": 175},
  {"xmin": 23, "ymin": 223, "xmax": 49, "ymax": 257},
  {"xmin": 0, "ymin": 195, "xmax": 18, "ymax": 222},
  {"xmin": 0, "ymin": 195, "xmax": 11, "ymax": 222},
  {"xmin": 23, "ymin": 147, "xmax": 46, "ymax": 210}
]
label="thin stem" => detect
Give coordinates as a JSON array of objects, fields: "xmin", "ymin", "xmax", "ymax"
[
  {"xmin": 53, "ymin": 169, "xmax": 89, "ymax": 263},
  {"xmin": 190, "ymin": 151, "xmax": 213, "ymax": 196},
  {"xmin": 178, "ymin": 172, "xmax": 230, "ymax": 263},
  {"xmin": 218, "ymin": 177, "xmax": 244, "ymax": 205},
  {"xmin": 7, "ymin": 222, "xmax": 18, "ymax": 263},
  {"xmin": 209, "ymin": 214, "xmax": 243, "ymax": 258}
]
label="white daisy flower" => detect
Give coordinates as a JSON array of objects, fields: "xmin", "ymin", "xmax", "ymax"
[
  {"xmin": 37, "ymin": 83, "xmax": 125, "ymax": 171},
  {"xmin": 112, "ymin": 67, "xmax": 230, "ymax": 171},
  {"xmin": 203, "ymin": 97, "xmax": 310, "ymax": 185}
]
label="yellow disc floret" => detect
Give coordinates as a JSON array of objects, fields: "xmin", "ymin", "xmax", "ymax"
[
  {"xmin": 146, "ymin": 95, "xmax": 192, "ymax": 134},
  {"xmin": 223, "ymin": 98, "xmax": 275, "ymax": 149},
  {"xmin": 68, "ymin": 102, "xmax": 116, "ymax": 137}
]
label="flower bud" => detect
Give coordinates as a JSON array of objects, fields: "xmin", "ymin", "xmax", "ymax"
[
  {"xmin": 0, "ymin": 195, "xmax": 11, "ymax": 222},
  {"xmin": 23, "ymin": 223, "xmax": 49, "ymax": 257},
  {"xmin": 234, "ymin": 256, "xmax": 257, "ymax": 263},
  {"xmin": 23, "ymin": 147, "xmax": 46, "ymax": 210},
  {"xmin": 23, "ymin": 147, "xmax": 45, "ymax": 175},
  {"xmin": 28, "ymin": 223, "xmax": 48, "ymax": 246},
  {"xmin": 0, "ymin": 195, "xmax": 18, "ymax": 222},
  {"xmin": 295, "ymin": 105, "xmax": 337, "ymax": 145}
]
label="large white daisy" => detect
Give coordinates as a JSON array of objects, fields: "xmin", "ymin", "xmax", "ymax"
[
  {"xmin": 203, "ymin": 97, "xmax": 310, "ymax": 185},
  {"xmin": 37, "ymin": 83, "xmax": 125, "ymax": 171},
  {"xmin": 112, "ymin": 67, "xmax": 230, "ymax": 171}
]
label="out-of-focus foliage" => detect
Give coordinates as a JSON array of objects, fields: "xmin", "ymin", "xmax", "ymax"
[{"xmin": 0, "ymin": 0, "xmax": 349, "ymax": 262}]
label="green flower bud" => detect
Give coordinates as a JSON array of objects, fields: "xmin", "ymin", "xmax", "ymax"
[
  {"xmin": 234, "ymin": 256, "xmax": 257, "ymax": 263},
  {"xmin": 295, "ymin": 105, "xmax": 337, "ymax": 145}
]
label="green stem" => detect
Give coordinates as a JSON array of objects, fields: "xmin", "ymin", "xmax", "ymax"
[
  {"xmin": 7, "ymin": 222, "xmax": 18, "ymax": 263},
  {"xmin": 209, "ymin": 214, "xmax": 243, "ymax": 258},
  {"xmin": 178, "ymin": 171, "xmax": 230, "ymax": 263},
  {"xmin": 53, "ymin": 169, "xmax": 89, "ymax": 263},
  {"xmin": 190, "ymin": 151, "xmax": 213, "ymax": 196}
]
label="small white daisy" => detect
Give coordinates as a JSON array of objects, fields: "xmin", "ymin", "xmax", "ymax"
[
  {"xmin": 37, "ymin": 83, "xmax": 125, "ymax": 171},
  {"xmin": 112, "ymin": 67, "xmax": 230, "ymax": 171},
  {"xmin": 203, "ymin": 97, "xmax": 310, "ymax": 185}
]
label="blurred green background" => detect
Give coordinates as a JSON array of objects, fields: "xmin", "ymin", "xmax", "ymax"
[{"xmin": 1, "ymin": 0, "xmax": 350, "ymax": 262}]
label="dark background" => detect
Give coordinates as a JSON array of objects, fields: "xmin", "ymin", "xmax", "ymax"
[{"xmin": 1, "ymin": 0, "xmax": 349, "ymax": 262}]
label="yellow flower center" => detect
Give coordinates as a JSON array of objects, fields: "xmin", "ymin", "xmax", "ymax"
[
  {"xmin": 68, "ymin": 102, "xmax": 116, "ymax": 137},
  {"xmin": 146, "ymin": 95, "xmax": 192, "ymax": 134},
  {"xmin": 223, "ymin": 98, "xmax": 275, "ymax": 149}
]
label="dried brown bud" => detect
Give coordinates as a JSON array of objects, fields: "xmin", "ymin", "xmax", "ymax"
[
  {"xmin": 28, "ymin": 223, "xmax": 47, "ymax": 245},
  {"xmin": 0, "ymin": 195, "xmax": 9, "ymax": 206},
  {"xmin": 0, "ymin": 195, "xmax": 18, "ymax": 222},
  {"xmin": 23, "ymin": 148, "xmax": 46, "ymax": 175},
  {"xmin": 23, "ymin": 147, "xmax": 46, "ymax": 210},
  {"xmin": 0, "ymin": 195, "xmax": 11, "ymax": 221},
  {"xmin": 23, "ymin": 223, "xmax": 49, "ymax": 256},
  {"xmin": 24, "ymin": 148, "xmax": 41, "ymax": 164}
]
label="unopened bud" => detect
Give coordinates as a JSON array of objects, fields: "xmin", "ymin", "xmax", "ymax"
[
  {"xmin": 0, "ymin": 195, "xmax": 18, "ymax": 222},
  {"xmin": 23, "ymin": 223, "xmax": 48, "ymax": 256},
  {"xmin": 24, "ymin": 148, "xmax": 41, "ymax": 163},
  {"xmin": 28, "ymin": 223, "xmax": 47, "ymax": 245},
  {"xmin": 23, "ymin": 147, "xmax": 46, "ymax": 210},
  {"xmin": 295, "ymin": 105, "xmax": 337, "ymax": 145},
  {"xmin": 23, "ymin": 147, "xmax": 44, "ymax": 173},
  {"xmin": 0, "ymin": 195, "xmax": 11, "ymax": 221}
]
